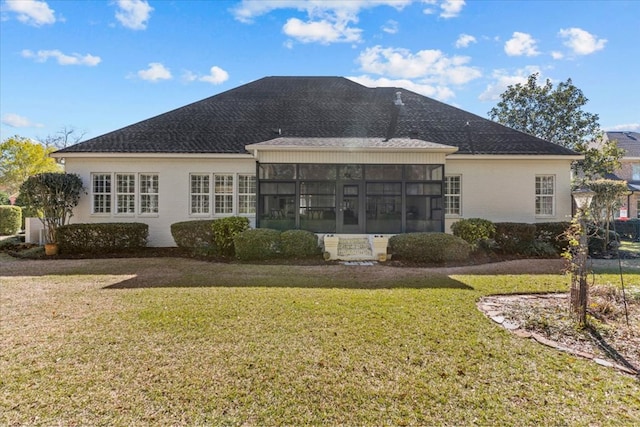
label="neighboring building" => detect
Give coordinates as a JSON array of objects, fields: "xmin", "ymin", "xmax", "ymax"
[
  {"xmin": 52, "ymin": 76, "xmax": 581, "ymax": 249},
  {"xmin": 603, "ymin": 131, "xmax": 640, "ymax": 218}
]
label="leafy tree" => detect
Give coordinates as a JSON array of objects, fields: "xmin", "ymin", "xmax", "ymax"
[
  {"xmin": 488, "ymin": 73, "xmax": 622, "ymax": 178},
  {"xmin": 0, "ymin": 136, "xmax": 62, "ymax": 196},
  {"xmin": 585, "ymin": 179, "xmax": 630, "ymax": 252},
  {"xmin": 19, "ymin": 173, "xmax": 84, "ymax": 244}
]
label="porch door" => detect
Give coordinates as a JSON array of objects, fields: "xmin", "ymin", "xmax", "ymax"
[{"xmin": 337, "ymin": 183, "xmax": 365, "ymax": 233}]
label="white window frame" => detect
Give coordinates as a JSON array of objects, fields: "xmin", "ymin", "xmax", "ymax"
[
  {"xmin": 444, "ymin": 175, "xmax": 461, "ymax": 216},
  {"xmin": 633, "ymin": 163, "xmax": 640, "ymax": 181},
  {"xmin": 190, "ymin": 173, "xmax": 211, "ymax": 215},
  {"xmin": 238, "ymin": 174, "xmax": 256, "ymax": 215},
  {"xmin": 535, "ymin": 175, "xmax": 555, "ymax": 217},
  {"xmin": 92, "ymin": 173, "xmax": 112, "ymax": 214},
  {"xmin": 214, "ymin": 174, "xmax": 234, "ymax": 215},
  {"xmin": 116, "ymin": 173, "xmax": 136, "ymax": 215},
  {"xmin": 139, "ymin": 173, "xmax": 159, "ymax": 215}
]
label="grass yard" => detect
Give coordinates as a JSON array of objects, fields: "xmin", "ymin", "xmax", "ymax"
[{"xmin": 1, "ymin": 257, "xmax": 639, "ymax": 425}]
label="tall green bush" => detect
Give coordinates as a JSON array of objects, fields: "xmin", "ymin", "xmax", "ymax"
[
  {"xmin": 57, "ymin": 223, "xmax": 148, "ymax": 254},
  {"xmin": 389, "ymin": 232, "xmax": 471, "ymax": 263},
  {"xmin": 450, "ymin": 218, "xmax": 495, "ymax": 245},
  {"xmin": 494, "ymin": 222, "xmax": 536, "ymax": 254},
  {"xmin": 0, "ymin": 205, "xmax": 22, "ymax": 235},
  {"xmin": 234, "ymin": 228, "xmax": 282, "ymax": 261},
  {"xmin": 170, "ymin": 220, "xmax": 216, "ymax": 255},
  {"xmin": 280, "ymin": 229, "xmax": 320, "ymax": 258},
  {"xmin": 212, "ymin": 216, "xmax": 250, "ymax": 257}
]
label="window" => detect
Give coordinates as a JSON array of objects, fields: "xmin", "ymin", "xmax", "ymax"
[
  {"xmin": 535, "ymin": 175, "xmax": 554, "ymax": 216},
  {"xmin": 444, "ymin": 175, "xmax": 461, "ymax": 215},
  {"xmin": 633, "ymin": 164, "xmax": 640, "ymax": 181},
  {"xmin": 238, "ymin": 175, "xmax": 256, "ymax": 214},
  {"xmin": 116, "ymin": 174, "xmax": 135, "ymax": 214},
  {"xmin": 215, "ymin": 174, "xmax": 233, "ymax": 214},
  {"xmin": 139, "ymin": 174, "xmax": 159, "ymax": 214},
  {"xmin": 190, "ymin": 174, "xmax": 210, "ymax": 214},
  {"xmin": 92, "ymin": 173, "xmax": 111, "ymax": 214}
]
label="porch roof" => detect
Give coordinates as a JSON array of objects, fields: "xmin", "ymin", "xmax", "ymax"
[{"xmin": 246, "ymin": 137, "xmax": 459, "ymax": 152}]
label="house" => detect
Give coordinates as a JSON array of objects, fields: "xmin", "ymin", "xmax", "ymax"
[
  {"xmin": 51, "ymin": 76, "xmax": 581, "ymax": 255},
  {"xmin": 603, "ymin": 131, "xmax": 640, "ymax": 218}
]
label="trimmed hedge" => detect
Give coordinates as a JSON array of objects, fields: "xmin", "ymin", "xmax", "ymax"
[
  {"xmin": 280, "ymin": 229, "xmax": 320, "ymax": 258},
  {"xmin": 0, "ymin": 205, "xmax": 22, "ymax": 235},
  {"xmin": 212, "ymin": 217, "xmax": 250, "ymax": 257},
  {"xmin": 234, "ymin": 228, "xmax": 282, "ymax": 261},
  {"xmin": 614, "ymin": 219, "xmax": 640, "ymax": 241},
  {"xmin": 450, "ymin": 218, "xmax": 495, "ymax": 245},
  {"xmin": 170, "ymin": 220, "xmax": 216, "ymax": 255},
  {"xmin": 389, "ymin": 232, "xmax": 471, "ymax": 263},
  {"xmin": 494, "ymin": 222, "xmax": 536, "ymax": 254},
  {"xmin": 57, "ymin": 223, "xmax": 148, "ymax": 254},
  {"xmin": 535, "ymin": 222, "xmax": 571, "ymax": 254}
]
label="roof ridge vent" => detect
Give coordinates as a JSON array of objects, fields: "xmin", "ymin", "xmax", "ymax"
[{"xmin": 394, "ymin": 91, "xmax": 404, "ymax": 106}]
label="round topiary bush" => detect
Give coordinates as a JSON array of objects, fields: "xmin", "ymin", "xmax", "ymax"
[
  {"xmin": 234, "ymin": 228, "xmax": 282, "ymax": 261},
  {"xmin": 0, "ymin": 205, "xmax": 22, "ymax": 235},
  {"xmin": 280, "ymin": 229, "xmax": 320, "ymax": 258},
  {"xmin": 450, "ymin": 218, "xmax": 495, "ymax": 245},
  {"xmin": 389, "ymin": 232, "xmax": 471, "ymax": 264}
]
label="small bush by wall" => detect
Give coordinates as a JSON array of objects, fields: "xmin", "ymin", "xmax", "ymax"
[
  {"xmin": 450, "ymin": 218, "xmax": 495, "ymax": 245},
  {"xmin": 57, "ymin": 223, "xmax": 148, "ymax": 254},
  {"xmin": 535, "ymin": 222, "xmax": 571, "ymax": 254},
  {"xmin": 494, "ymin": 222, "xmax": 537, "ymax": 254},
  {"xmin": 389, "ymin": 232, "xmax": 471, "ymax": 264},
  {"xmin": 212, "ymin": 217, "xmax": 250, "ymax": 257},
  {"xmin": 280, "ymin": 229, "xmax": 320, "ymax": 258},
  {"xmin": 0, "ymin": 205, "xmax": 22, "ymax": 235},
  {"xmin": 170, "ymin": 220, "xmax": 216, "ymax": 255},
  {"xmin": 234, "ymin": 228, "xmax": 282, "ymax": 261}
]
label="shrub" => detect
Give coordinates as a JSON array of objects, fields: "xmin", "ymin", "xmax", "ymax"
[
  {"xmin": 280, "ymin": 229, "xmax": 320, "ymax": 258},
  {"xmin": 613, "ymin": 218, "xmax": 640, "ymax": 241},
  {"xmin": 170, "ymin": 220, "xmax": 216, "ymax": 255},
  {"xmin": 388, "ymin": 232, "xmax": 471, "ymax": 264},
  {"xmin": 494, "ymin": 222, "xmax": 536, "ymax": 254},
  {"xmin": 0, "ymin": 191, "xmax": 10, "ymax": 205},
  {"xmin": 0, "ymin": 205, "xmax": 22, "ymax": 235},
  {"xmin": 535, "ymin": 222, "xmax": 571, "ymax": 254},
  {"xmin": 587, "ymin": 225, "xmax": 619, "ymax": 255},
  {"xmin": 212, "ymin": 216, "xmax": 250, "ymax": 257},
  {"xmin": 450, "ymin": 218, "xmax": 495, "ymax": 245},
  {"xmin": 234, "ymin": 228, "xmax": 282, "ymax": 261},
  {"xmin": 57, "ymin": 223, "xmax": 148, "ymax": 254}
]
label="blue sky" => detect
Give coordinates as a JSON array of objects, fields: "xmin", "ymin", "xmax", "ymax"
[{"xmin": 1, "ymin": 0, "xmax": 638, "ymax": 144}]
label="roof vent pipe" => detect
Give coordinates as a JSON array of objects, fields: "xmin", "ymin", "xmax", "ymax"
[{"xmin": 394, "ymin": 91, "xmax": 404, "ymax": 106}]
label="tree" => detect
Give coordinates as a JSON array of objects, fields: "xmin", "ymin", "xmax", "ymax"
[
  {"xmin": 488, "ymin": 73, "xmax": 622, "ymax": 178},
  {"xmin": 19, "ymin": 173, "xmax": 84, "ymax": 244},
  {"xmin": 586, "ymin": 179, "xmax": 630, "ymax": 252},
  {"xmin": 40, "ymin": 126, "xmax": 86, "ymax": 149},
  {"xmin": 0, "ymin": 136, "xmax": 62, "ymax": 196}
]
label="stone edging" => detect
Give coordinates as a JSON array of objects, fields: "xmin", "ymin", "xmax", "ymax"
[{"xmin": 477, "ymin": 294, "xmax": 639, "ymax": 377}]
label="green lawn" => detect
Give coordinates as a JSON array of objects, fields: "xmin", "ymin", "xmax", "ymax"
[{"xmin": 1, "ymin": 258, "xmax": 638, "ymax": 425}]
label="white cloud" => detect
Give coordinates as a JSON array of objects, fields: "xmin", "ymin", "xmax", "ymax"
[
  {"xmin": 455, "ymin": 33, "xmax": 476, "ymax": 48},
  {"xmin": 137, "ymin": 62, "xmax": 172, "ymax": 82},
  {"xmin": 348, "ymin": 75, "xmax": 455, "ymax": 100},
  {"xmin": 115, "ymin": 0, "xmax": 153, "ymax": 30},
  {"xmin": 199, "ymin": 66, "xmax": 229, "ymax": 84},
  {"xmin": 605, "ymin": 123, "xmax": 640, "ymax": 132},
  {"xmin": 4, "ymin": 0, "xmax": 55, "ymax": 26},
  {"xmin": 357, "ymin": 45, "xmax": 481, "ymax": 85},
  {"xmin": 231, "ymin": 0, "xmax": 411, "ymax": 44},
  {"xmin": 2, "ymin": 113, "xmax": 44, "ymax": 128},
  {"xmin": 382, "ymin": 19, "xmax": 398, "ymax": 34},
  {"xmin": 439, "ymin": 0, "xmax": 465, "ymax": 18},
  {"xmin": 21, "ymin": 49, "xmax": 101, "ymax": 66},
  {"xmin": 551, "ymin": 51, "xmax": 564, "ymax": 60},
  {"xmin": 478, "ymin": 66, "xmax": 542, "ymax": 101},
  {"xmin": 283, "ymin": 17, "xmax": 362, "ymax": 44},
  {"xmin": 558, "ymin": 27, "xmax": 606, "ymax": 55},
  {"xmin": 504, "ymin": 32, "xmax": 539, "ymax": 56}
]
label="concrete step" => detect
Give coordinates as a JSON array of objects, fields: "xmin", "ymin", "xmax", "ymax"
[{"xmin": 337, "ymin": 237, "xmax": 373, "ymax": 259}]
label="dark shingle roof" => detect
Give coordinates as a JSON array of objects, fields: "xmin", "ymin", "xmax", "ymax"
[
  {"xmin": 57, "ymin": 76, "xmax": 578, "ymax": 156},
  {"xmin": 606, "ymin": 131, "xmax": 640, "ymax": 157}
]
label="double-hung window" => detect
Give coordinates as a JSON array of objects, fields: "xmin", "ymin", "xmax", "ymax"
[
  {"xmin": 92, "ymin": 173, "xmax": 112, "ymax": 214},
  {"xmin": 215, "ymin": 174, "xmax": 234, "ymax": 214},
  {"xmin": 535, "ymin": 175, "xmax": 555, "ymax": 216},
  {"xmin": 444, "ymin": 175, "xmax": 461, "ymax": 215},
  {"xmin": 140, "ymin": 174, "xmax": 159, "ymax": 214},
  {"xmin": 238, "ymin": 175, "xmax": 256, "ymax": 214},
  {"xmin": 116, "ymin": 174, "xmax": 136, "ymax": 214},
  {"xmin": 190, "ymin": 174, "xmax": 210, "ymax": 215}
]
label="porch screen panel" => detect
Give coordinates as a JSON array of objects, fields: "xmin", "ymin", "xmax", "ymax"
[
  {"xmin": 366, "ymin": 183, "xmax": 402, "ymax": 233},
  {"xmin": 406, "ymin": 183, "xmax": 443, "ymax": 232},
  {"xmin": 299, "ymin": 181, "xmax": 336, "ymax": 233},
  {"xmin": 259, "ymin": 182, "xmax": 295, "ymax": 230}
]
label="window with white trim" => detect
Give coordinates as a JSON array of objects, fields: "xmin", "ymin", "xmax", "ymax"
[
  {"xmin": 116, "ymin": 173, "xmax": 136, "ymax": 214},
  {"xmin": 444, "ymin": 175, "xmax": 461, "ymax": 215},
  {"xmin": 238, "ymin": 175, "xmax": 256, "ymax": 214},
  {"xmin": 535, "ymin": 175, "xmax": 555, "ymax": 216},
  {"xmin": 214, "ymin": 174, "xmax": 233, "ymax": 214},
  {"xmin": 139, "ymin": 174, "xmax": 159, "ymax": 214},
  {"xmin": 92, "ymin": 173, "xmax": 111, "ymax": 214},
  {"xmin": 633, "ymin": 163, "xmax": 640, "ymax": 181},
  {"xmin": 190, "ymin": 174, "xmax": 210, "ymax": 214}
]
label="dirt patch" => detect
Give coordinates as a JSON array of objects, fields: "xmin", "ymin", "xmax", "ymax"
[{"xmin": 479, "ymin": 289, "xmax": 640, "ymax": 377}]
